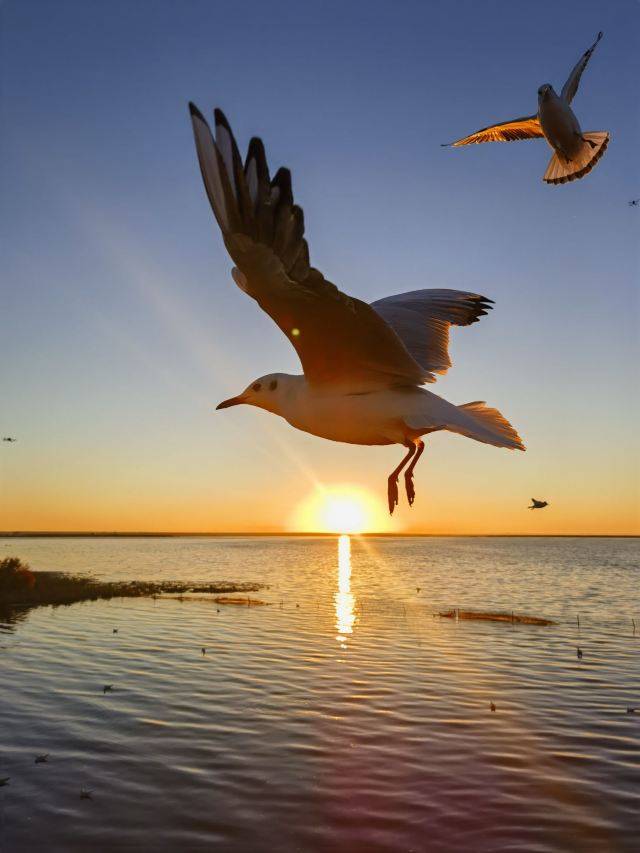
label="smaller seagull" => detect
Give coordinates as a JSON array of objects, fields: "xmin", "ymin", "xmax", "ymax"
[
  {"xmin": 416, "ymin": 587, "xmax": 421, "ymax": 593},
  {"xmin": 113, "ymin": 628, "xmax": 118, "ymax": 634},
  {"xmin": 444, "ymin": 32, "xmax": 608, "ymax": 185},
  {"xmin": 629, "ymin": 199, "xmax": 640, "ymax": 207},
  {"xmin": 0, "ymin": 778, "xmax": 9, "ymax": 787},
  {"xmin": 529, "ymin": 498, "xmax": 549, "ymax": 510},
  {"xmin": 35, "ymin": 754, "xmax": 49, "ymax": 764},
  {"xmin": 577, "ymin": 647, "xmax": 583, "ymax": 659},
  {"xmin": 490, "ymin": 702, "xmax": 496, "ymax": 712},
  {"xmin": 201, "ymin": 647, "xmax": 206, "ymax": 656},
  {"xmin": 103, "ymin": 684, "xmax": 113, "ymax": 694},
  {"xmin": 626, "ymin": 707, "xmax": 637, "ymax": 714},
  {"xmin": 2, "ymin": 437, "xmax": 16, "ymax": 443},
  {"xmin": 80, "ymin": 788, "xmax": 93, "ymax": 800}
]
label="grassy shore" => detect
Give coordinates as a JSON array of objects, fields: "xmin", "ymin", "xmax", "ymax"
[{"xmin": 0, "ymin": 557, "xmax": 263, "ymax": 613}]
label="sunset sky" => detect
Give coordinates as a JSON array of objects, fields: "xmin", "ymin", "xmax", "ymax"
[{"xmin": 1, "ymin": 0, "xmax": 638, "ymax": 534}]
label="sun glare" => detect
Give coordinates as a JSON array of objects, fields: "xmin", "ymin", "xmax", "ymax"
[{"xmin": 291, "ymin": 485, "xmax": 392, "ymax": 534}]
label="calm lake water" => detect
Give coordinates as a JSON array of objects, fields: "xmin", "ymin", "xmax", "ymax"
[{"xmin": 0, "ymin": 536, "xmax": 638, "ymax": 852}]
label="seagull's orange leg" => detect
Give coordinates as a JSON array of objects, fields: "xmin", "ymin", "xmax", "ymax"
[
  {"xmin": 388, "ymin": 443, "xmax": 416, "ymax": 515},
  {"xmin": 404, "ymin": 439, "xmax": 425, "ymax": 506}
]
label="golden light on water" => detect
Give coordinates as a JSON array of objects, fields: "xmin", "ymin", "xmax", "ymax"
[
  {"xmin": 290, "ymin": 485, "xmax": 392, "ymax": 534},
  {"xmin": 335, "ymin": 534, "xmax": 355, "ymax": 644}
]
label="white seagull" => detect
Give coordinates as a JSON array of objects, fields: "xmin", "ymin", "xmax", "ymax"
[
  {"xmin": 444, "ymin": 31, "xmax": 609, "ymax": 185},
  {"xmin": 189, "ymin": 106, "xmax": 525, "ymax": 514}
]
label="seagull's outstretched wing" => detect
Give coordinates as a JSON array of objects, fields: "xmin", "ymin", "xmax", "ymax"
[
  {"xmin": 370, "ymin": 289, "xmax": 493, "ymax": 382},
  {"xmin": 443, "ymin": 115, "xmax": 543, "ymax": 147},
  {"xmin": 561, "ymin": 31, "xmax": 603, "ymax": 104},
  {"xmin": 189, "ymin": 105, "xmax": 425, "ymax": 390}
]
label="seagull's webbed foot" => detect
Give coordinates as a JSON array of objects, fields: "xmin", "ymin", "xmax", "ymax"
[
  {"xmin": 386, "ymin": 442, "xmax": 420, "ymax": 515},
  {"xmin": 404, "ymin": 470, "xmax": 416, "ymax": 506},
  {"xmin": 404, "ymin": 440, "xmax": 425, "ymax": 507},
  {"xmin": 388, "ymin": 475, "xmax": 399, "ymax": 515}
]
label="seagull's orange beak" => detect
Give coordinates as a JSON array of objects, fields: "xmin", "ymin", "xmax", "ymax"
[{"xmin": 216, "ymin": 395, "xmax": 246, "ymax": 410}]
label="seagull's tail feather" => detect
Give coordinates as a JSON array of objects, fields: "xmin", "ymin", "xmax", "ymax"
[
  {"xmin": 453, "ymin": 401, "xmax": 525, "ymax": 451},
  {"xmin": 543, "ymin": 132, "xmax": 609, "ymax": 185}
]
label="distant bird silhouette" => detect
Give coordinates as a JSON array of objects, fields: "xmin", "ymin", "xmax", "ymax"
[
  {"xmin": 103, "ymin": 685, "xmax": 113, "ymax": 694},
  {"xmin": 529, "ymin": 498, "xmax": 549, "ymax": 510},
  {"xmin": 0, "ymin": 778, "xmax": 9, "ymax": 787},
  {"xmin": 629, "ymin": 199, "xmax": 639, "ymax": 207},
  {"xmin": 113, "ymin": 628, "xmax": 118, "ymax": 634},
  {"xmin": 490, "ymin": 702, "xmax": 496, "ymax": 712},
  {"xmin": 577, "ymin": 647, "xmax": 583, "ymax": 659},
  {"xmin": 444, "ymin": 32, "xmax": 608, "ymax": 185},
  {"xmin": 2, "ymin": 437, "xmax": 16, "ymax": 443},
  {"xmin": 416, "ymin": 587, "xmax": 421, "ymax": 593},
  {"xmin": 626, "ymin": 707, "xmax": 637, "ymax": 714},
  {"xmin": 80, "ymin": 788, "xmax": 93, "ymax": 800},
  {"xmin": 201, "ymin": 647, "xmax": 206, "ymax": 656},
  {"xmin": 35, "ymin": 754, "xmax": 49, "ymax": 764}
]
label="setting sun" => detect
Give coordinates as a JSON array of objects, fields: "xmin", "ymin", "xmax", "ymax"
[{"xmin": 290, "ymin": 485, "xmax": 393, "ymax": 533}]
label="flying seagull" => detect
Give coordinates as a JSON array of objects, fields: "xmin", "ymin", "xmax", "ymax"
[
  {"xmin": 629, "ymin": 199, "xmax": 639, "ymax": 207},
  {"xmin": 35, "ymin": 754, "xmax": 49, "ymax": 764},
  {"xmin": 529, "ymin": 498, "xmax": 548, "ymax": 510},
  {"xmin": 2, "ymin": 437, "xmax": 16, "ymax": 443},
  {"xmin": 444, "ymin": 32, "xmax": 608, "ymax": 185},
  {"xmin": 189, "ymin": 106, "xmax": 525, "ymax": 513}
]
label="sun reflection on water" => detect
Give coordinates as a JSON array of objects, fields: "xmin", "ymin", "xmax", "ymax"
[{"xmin": 335, "ymin": 534, "xmax": 356, "ymax": 645}]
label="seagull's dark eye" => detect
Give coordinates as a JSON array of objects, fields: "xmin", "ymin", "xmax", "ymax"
[
  {"xmin": 252, "ymin": 382, "xmax": 261, "ymax": 392},
  {"xmin": 269, "ymin": 379, "xmax": 278, "ymax": 391}
]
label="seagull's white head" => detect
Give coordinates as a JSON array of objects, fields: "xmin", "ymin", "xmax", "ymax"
[
  {"xmin": 537, "ymin": 84, "xmax": 554, "ymax": 103},
  {"xmin": 216, "ymin": 373, "xmax": 296, "ymax": 415}
]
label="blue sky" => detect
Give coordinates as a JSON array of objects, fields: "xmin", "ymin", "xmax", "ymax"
[{"xmin": 1, "ymin": 0, "xmax": 638, "ymax": 533}]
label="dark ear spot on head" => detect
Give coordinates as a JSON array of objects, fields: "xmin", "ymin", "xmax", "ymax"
[
  {"xmin": 269, "ymin": 379, "xmax": 278, "ymax": 391},
  {"xmin": 252, "ymin": 382, "xmax": 261, "ymax": 392}
]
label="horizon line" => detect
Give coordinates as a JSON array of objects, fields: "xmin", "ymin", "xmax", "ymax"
[{"xmin": 1, "ymin": 531, "xmax": 638, "ymax": 539}]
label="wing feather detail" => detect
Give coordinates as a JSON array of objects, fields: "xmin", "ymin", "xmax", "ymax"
[
  {"xmin": 444, "ymin": 115, "xmax": 543, "ymax": 147},
  {"xmin": 561, "ymin": 31, "xmax": 603, "ymax": 104},
  {"xmin": 189, "ymin": 104, "xmax": 426, "ymax": 390},
  {"xmin": 371, "ymin": 289, "xmax": 493, "ymax": 382}
]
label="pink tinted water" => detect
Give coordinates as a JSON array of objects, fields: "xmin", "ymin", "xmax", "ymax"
[{"xmin": 0, "ymin": 536, "xmax": 638, "ymax": 852}]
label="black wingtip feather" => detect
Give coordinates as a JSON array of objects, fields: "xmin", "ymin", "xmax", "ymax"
[
  {"xmin": 214, "ymin": 107, "xmax": 232, "ymax": 131},
  {"xmin": 246, "ymin": 137, "xmax": 269, "ymax": 180},
  {"xmin": 272, "ymin": 167, "xmax": 293, "ymax": 205},
  {"xmin": 189, "ymin": 102, "xmax": 207, "ymax": 122}
]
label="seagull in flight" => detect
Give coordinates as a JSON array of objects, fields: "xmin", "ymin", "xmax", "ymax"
[
  {"xmin": 529, "ymin": 498, "xmax": 549, "ymax": 510},
  {"xmin": 189, "ymin": 106, "xmax": 525, "ymax": 514},
  {"xmin": 2, "ymin": 437, "xmax": 16, "ymax": 443},
  {"xmin": 444, "ymin": 32, "xmax": 608, "ymax": 185},
  {"xmin": 629, "ymin": 199, "xmax": 640, "ymax": 207}
]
